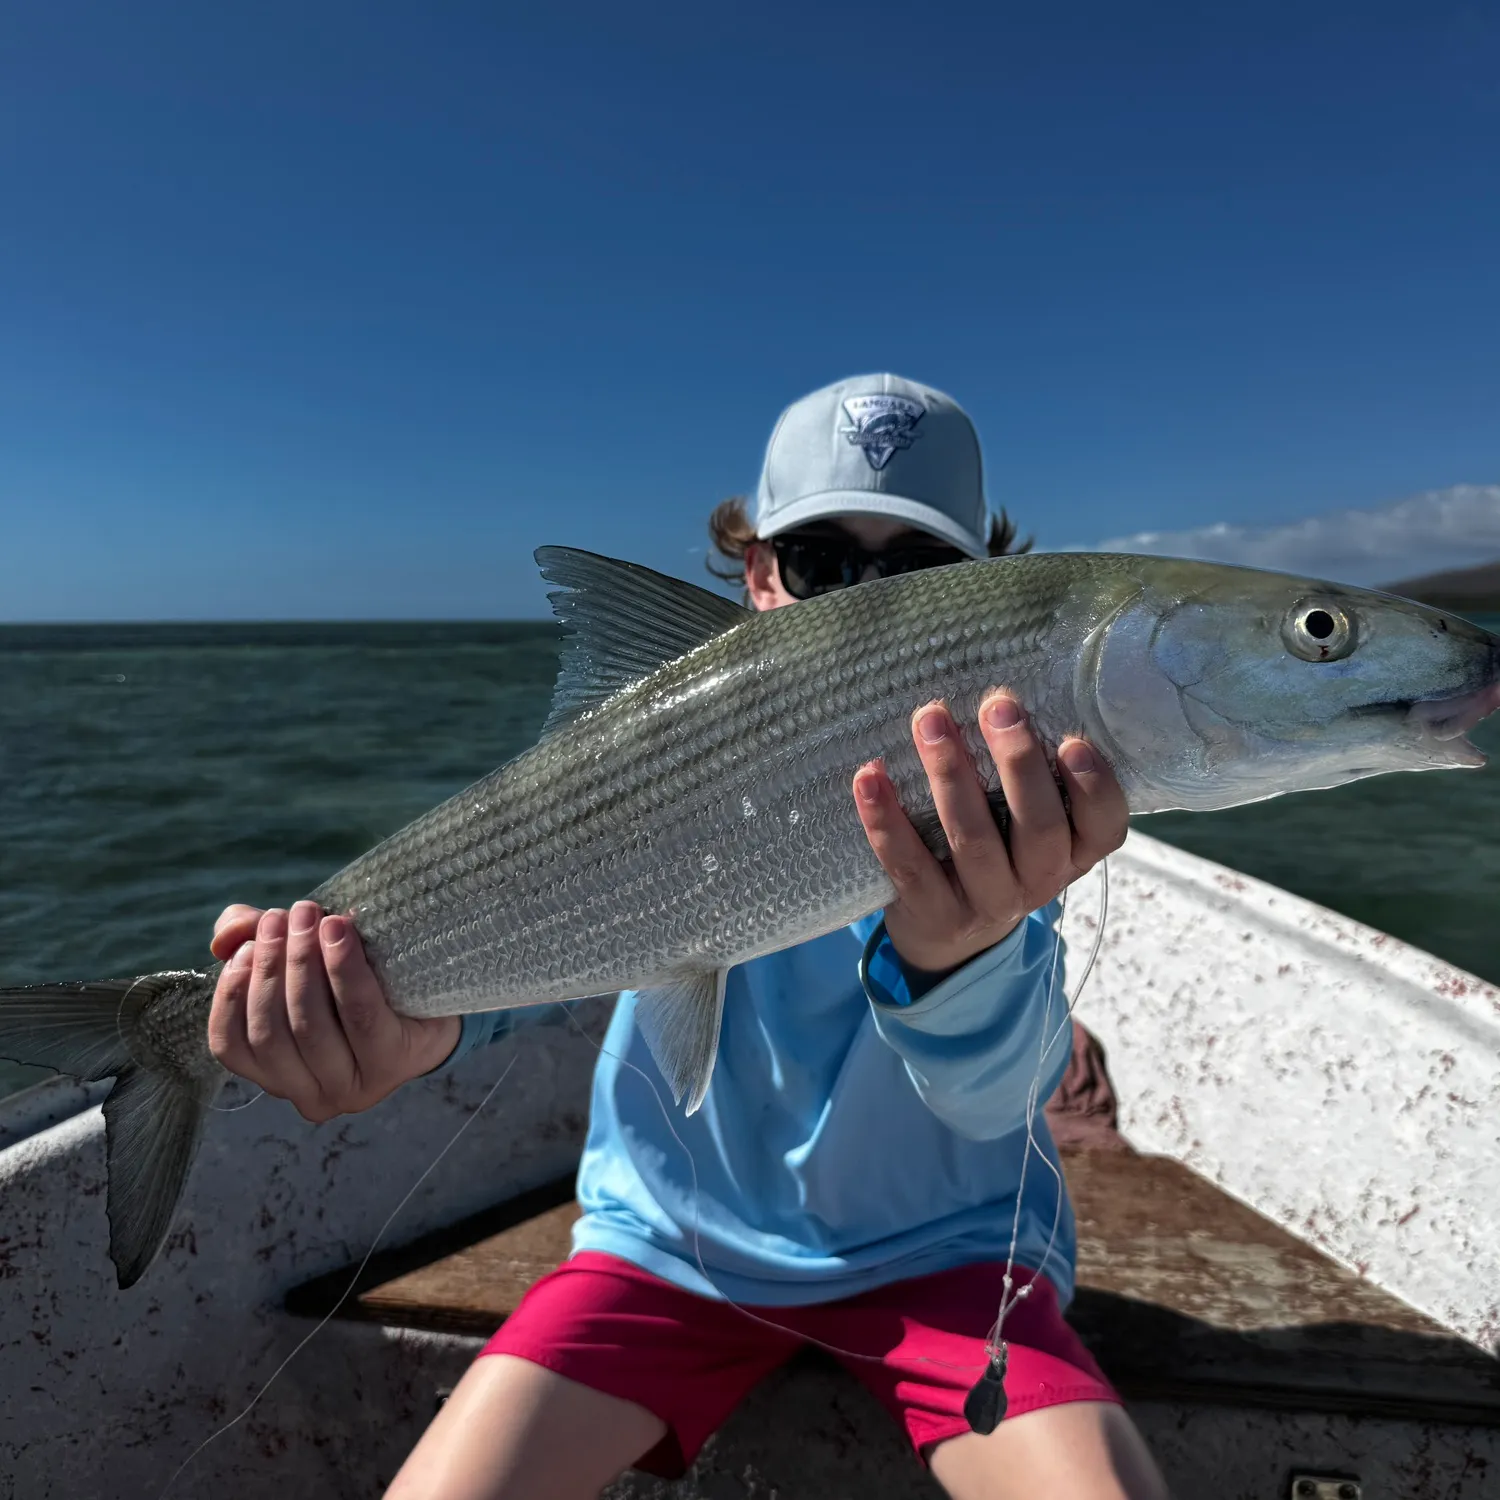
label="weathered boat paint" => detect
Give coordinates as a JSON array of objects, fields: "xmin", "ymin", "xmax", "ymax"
[{"xmin": 2, "ymin": 836, "xmax": 1498, "ymax": 1495}]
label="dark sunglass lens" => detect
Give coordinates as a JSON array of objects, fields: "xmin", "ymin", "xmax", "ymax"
[
  {"xmin": 878, "ymin": 545, "xmax": 967, "ymax": 577},
  {"xmin": 777, "ymin": 539, "xmax": 847, "ymax": 597},
  {"xmin": 775, "ymin": 534, "xmax": 966, "ymax": 596}
]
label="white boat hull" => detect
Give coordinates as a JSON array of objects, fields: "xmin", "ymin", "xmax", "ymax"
[{"xmin": 1, "ymin": 833, "xmax": 1497, "ymax": 1498}]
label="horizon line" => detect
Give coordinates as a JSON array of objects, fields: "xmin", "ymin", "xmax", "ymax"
[{"xmin": 0, "ymin": 616, "xmax": 562, "ymax": 627}]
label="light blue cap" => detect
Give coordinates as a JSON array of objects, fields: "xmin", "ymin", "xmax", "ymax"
[{"xmin": 753, "ymin": 373, "xmax": 990, "ymax": 557}]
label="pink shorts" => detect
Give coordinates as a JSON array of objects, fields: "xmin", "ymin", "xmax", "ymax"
[{"xmin": 481, "ymin": 1251, "xmax": 1119, "ymax": 1476}]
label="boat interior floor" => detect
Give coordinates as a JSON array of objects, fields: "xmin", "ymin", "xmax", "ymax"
[{"xmin": 288, "ymin": 1142, "xmax": 1500, "ymax": 1471}]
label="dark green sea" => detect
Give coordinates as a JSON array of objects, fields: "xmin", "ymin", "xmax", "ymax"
[{"xmin": 3, "ymin": 619, "xmax": 1499, "ymax": 1101}]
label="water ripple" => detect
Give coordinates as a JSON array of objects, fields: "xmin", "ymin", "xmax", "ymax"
[{"xmin": 2, "ymin": 616, "xmax": 1497, "ymax": 1097}]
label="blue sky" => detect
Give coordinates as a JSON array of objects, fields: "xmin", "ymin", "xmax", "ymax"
[{"xmin": 2, "ymin": 2, "xmax": 1497, "ymax": 619}]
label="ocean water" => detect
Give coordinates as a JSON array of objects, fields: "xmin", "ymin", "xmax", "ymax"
[{"xmin": 2, "ymin": 619, "xmax": 1498, "ymax": 1100}]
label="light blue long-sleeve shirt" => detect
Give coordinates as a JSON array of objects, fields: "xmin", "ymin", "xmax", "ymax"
[{"xmin": 446, "ymin": 904, "xmax": 1077, "ymax": 1308}]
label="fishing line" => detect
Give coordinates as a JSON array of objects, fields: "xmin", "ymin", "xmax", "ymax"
[
  {"xmin": 210, "ymin": 1085, "xmax": 266, "ymax": 1113},
  {"xmin": 562, "ymin": 854, "xmax": 1111, "ymax": 1412},
  {"xmin": 1043, "ymin": 857, "xmax": 1109, "ymax": 1059},
  {"xmin": 156, "ymin": 1051, "xmax": 520, "ymax": 1500},
  {"xmin": 161, "ymin": 847, "xmax": 1107, "ymax": 1493},
  {"xmin": 972, "ymin": 856, "xmax": 1109, "ymax": 1429},
  {"xmin": 560, "ymin": 1006, "xmax": 987, "ymax": 1376},
  {"xmin": 973, "ymin": 885, "xmax": 1073, "ymax": 1423}
]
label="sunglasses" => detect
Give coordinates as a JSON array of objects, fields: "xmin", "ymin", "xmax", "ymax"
[{"xmin": 769, "ymin": 531, "xmax": 970, "ymax": 599}]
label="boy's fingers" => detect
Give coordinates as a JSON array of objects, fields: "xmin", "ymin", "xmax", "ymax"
[
  {"xmin": 321, "ymin": 915, "xmax": 403, "ymax": 1086},
  {"xmin": 980, "ymin": 695, "xmax": 1071, "ymax": 897},
  {"xmin": 244, "ymin": 908, "xmax": 323, "ymax": 1112},
  {"xmin": 214, "ymin": 903, "xmax": 263, "ymax": 936},
  {"xmin": 207, "ymin": 940, "xmax": 258, "ymax": 1078},
  {"xmin": 1057, "ymin": 739, "xmax": 1129, "ymax": 868},
  {"xmin": 910, "ymin": 703, "xmax": 1015, "ymax": 911},
  {"xmin": 211, "ymin": 906, "xmax": 264, "ymax": 962},
  {"xmin": 283, "ymin": 901, "xmax": 357, "ymax": 1096},
  {"xmin": 852, "ymin": 762, "xmax": 956, "ymax": 928}
]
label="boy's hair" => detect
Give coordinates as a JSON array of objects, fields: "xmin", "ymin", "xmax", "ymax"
[{"xmin": 705, "ymin": 496, "xmax": 1033, "ymax": 587}]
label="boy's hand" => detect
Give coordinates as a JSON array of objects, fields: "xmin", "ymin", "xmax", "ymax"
[
  {"xmin": 207, "ymin": 901, "xmax": 462, "ymax": 1123},
  {"xmin": 852, "ymin": 693, "xmax": 1128, "ymax": 977}
]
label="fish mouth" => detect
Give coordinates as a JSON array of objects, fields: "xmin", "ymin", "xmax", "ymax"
[
  {"xmin": 1347, "ymin": 682, "xmax": 1500, "ymax": 768},
  {"xmin": 1407, "ymin": 681, "xmax": 1500, "ymax": 742}
]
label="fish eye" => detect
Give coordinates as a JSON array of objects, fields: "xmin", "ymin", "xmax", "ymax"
[{"xmin": 1283, "ymin": 600, "xmax": 1356, "ymax": 662}]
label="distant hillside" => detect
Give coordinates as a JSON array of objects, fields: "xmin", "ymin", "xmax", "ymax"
[{"xmin": 1381, "ymin": 558, "xmax": 1500, "ymax": 614}]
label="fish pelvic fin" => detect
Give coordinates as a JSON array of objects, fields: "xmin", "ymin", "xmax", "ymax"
[
  {"xmin": 633, "ymin": 969, "xmax": 728, "ymax": 1116},
  {"xmin": 0, "ymin": 971, "xmax": 225, "ymax": 1288}
]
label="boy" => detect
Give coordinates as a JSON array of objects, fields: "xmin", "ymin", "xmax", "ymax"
[{"xmin": 209, "ymin": 375, "xmax": 1166, "ymax": 1498}]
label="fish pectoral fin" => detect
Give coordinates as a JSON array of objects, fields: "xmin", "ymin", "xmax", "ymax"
[
  {"xmin": 633, "ymin": 969, "xmax": 728, "ymax": 1116},
  {"xmin": 535, "ymin": 546, "xmax": 751, "ymax": 736},
  {"xmin": 102, "ymin": 1065, "xmax": 216, "ymax": 1289}
]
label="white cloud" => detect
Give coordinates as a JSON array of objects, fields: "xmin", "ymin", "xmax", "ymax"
[{"xmin": 1083, "ymin": 484, "xmax": 1500, "ymax": 586}]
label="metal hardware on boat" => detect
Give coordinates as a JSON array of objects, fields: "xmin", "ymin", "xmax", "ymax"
[{"xmin": 1289, "ymin": 1476, "xmax": 1361, "ymax": 1500}]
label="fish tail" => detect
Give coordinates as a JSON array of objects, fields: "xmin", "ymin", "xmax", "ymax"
[{"xmin": 0, "ymin": 972, "xmax": 223, "ymax": 1288}]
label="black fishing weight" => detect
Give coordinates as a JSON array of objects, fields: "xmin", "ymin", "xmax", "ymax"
[{"xmin": 962, "ymin": 1341, "xmax": 1009, "ymax": 1435}]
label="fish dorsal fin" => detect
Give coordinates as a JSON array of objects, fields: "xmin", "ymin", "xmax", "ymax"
[{"xmin": 536, "ymin": 546, "xmax": 750, "ymax": 736}]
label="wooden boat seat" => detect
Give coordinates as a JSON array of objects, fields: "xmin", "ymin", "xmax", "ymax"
[{"xmin": 287, "ymin": 1146, "xmax": 1500, "ymax": 1426}]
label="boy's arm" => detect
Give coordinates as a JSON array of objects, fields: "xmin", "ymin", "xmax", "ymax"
[
  {"xmin": 440, "ymin": 1010, "xmax": 515, "ymax": 1069},
  {"xmin": 851, "ymin": 693, "xmax": 1125, "ymax": 980},
  {"xmin": 861, "ymin": 904, "xmax": 1072, "ymax": 1141},
  {"xmin": 848, "ymin": 690, "xmax": 1124, "ymax": 1140}
]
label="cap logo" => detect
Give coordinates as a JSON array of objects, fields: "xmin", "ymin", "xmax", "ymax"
[{"xmin": 840, "ymin": 394, "xmax": 924, "ymax": 472}]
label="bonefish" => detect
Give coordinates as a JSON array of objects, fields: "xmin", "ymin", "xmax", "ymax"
[{"xmin": 2, "ymin": 546, "xmax": 1497, "ymax": 1287}]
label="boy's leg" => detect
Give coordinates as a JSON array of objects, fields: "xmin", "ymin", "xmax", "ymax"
[
  {"xmin": 928, "ymin": 1400, "xmax": 1169, "ymax": 1500},
  {"xmin": 812, "ymin": 1262, "xmax": 1169, "ymax": 1499},
  {"xmin": 384, "ymin": 1251, "xmax": 800, "ymax": 1499},
  {"xmin": 385, "ymin": 1354, "xmax": 667, "ymax": 1500}
]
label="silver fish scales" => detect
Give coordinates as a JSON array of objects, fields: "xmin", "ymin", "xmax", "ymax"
[
  {"xmin": 330, "ymin": 551, "xmax": 1089, "ymax": 1017},
  {"xmin": 2, "ymin": 545, "xmax": 1498, "ymax": 1286}
]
